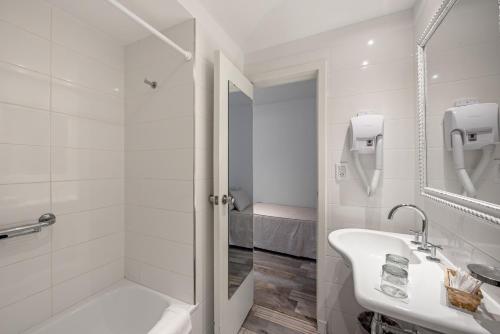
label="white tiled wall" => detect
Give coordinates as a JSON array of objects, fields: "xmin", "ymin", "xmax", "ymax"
[
  {"xmin": 415, "ymin": 0, "xmax": 500, "ymax": 302},
  {"xmin": 245, "ymin": 10, "xmax": 418, "ymax": 334},
  {"xmin": 124, "ymin": 20, "xmax": 196, "ymax": 304},
  {"xmin": 0, "ymin": 1, "xmax": 125, "ymax": 332}
]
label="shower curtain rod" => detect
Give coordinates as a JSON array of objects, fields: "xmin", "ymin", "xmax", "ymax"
[{"xmin": 105, "ymin": 0, "xmax": 193, "ymax": 61}]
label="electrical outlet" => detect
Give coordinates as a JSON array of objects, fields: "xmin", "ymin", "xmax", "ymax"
[{"xmin": 335, "ymin": 162, "xmax": 348, "ymax": 181}]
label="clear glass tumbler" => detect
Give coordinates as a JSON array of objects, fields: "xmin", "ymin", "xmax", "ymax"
[
  {"xmin": 380, "ymin": 264, "xmax": 408, "ymax": 299},
  {"xmin": 385, "ymin": 254, "xmax": 409, "ymax": 271}
]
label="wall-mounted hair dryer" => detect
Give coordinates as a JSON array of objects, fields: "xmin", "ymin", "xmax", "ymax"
[
  {"xmin": 349, "ymin": 114, "xmax": 384, "ymax": 196},
  {"xmin": 444, "ymin": 102, "xmax": 499, "ymax": 197}
]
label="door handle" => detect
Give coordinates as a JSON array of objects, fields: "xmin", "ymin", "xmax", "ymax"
[{"xmin": 221, "ymin": 194, "xmax": 234, "ymax": 205}]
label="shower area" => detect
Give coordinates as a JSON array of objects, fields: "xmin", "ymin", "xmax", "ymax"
[{"xmin": 0, "ymin": 0, "xmax": 215, "ymax": 333}]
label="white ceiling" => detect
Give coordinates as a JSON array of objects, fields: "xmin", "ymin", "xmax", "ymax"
[
  {"xmin": 47, "ymin": 0, "xmax": 417, "ymax": 51},
  {"xmin": 193, "ymin": 0, "xmax": 417, "ymax": 52},
  {"xmin": 46, "ymin": 0, "xmax": 193, "ymax": 44}
]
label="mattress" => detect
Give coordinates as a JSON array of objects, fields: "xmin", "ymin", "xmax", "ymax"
[{"xmin": 228, "ymin": 203, "xmax": 317, "ymax": 259}]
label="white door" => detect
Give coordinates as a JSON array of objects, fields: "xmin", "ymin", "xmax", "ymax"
[{"xmin": 213, "ymin": 51, "xmax": 254, "ymax": 334}]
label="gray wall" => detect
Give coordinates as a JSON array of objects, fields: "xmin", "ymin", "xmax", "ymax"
[{"xmin": 253, "ymin": 80, "xmax": 317, "ymax": 208}]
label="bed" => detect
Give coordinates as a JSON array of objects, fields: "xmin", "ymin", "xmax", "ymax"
[{"xmin": 229, "ymin": 202, "xmax": 317, "ymax": 259}]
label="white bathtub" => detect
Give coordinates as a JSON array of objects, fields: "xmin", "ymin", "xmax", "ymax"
[{"xmin": 24, "ymin": 280, "xmax": 194, "ymax": 334}]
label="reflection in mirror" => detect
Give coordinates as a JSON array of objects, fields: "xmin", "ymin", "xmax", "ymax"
[
  {"xmin": 227, "ymin": 81, "xmax": 254, "ymax": 298},
  {"xmin": 425, "ymin": 0, "xmax": 500, "ymax": 205}
]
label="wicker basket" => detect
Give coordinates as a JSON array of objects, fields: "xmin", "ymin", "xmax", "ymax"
[{"xmin": 445, "ymin": 268, "xmax": 483, "ymax": 312}]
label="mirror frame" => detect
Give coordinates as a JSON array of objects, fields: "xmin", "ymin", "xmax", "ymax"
[{"xmin": 417, "ymin": 0, "xmax": 500, "ymax": 225}]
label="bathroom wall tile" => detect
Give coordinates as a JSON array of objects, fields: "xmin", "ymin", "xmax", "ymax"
[
  {"xmin": 52, "ymin": 259, "xmax": 124, "ymax": 314},
  {"xmin": 324, "ymin": 281, "xmax": 366, "ymax": 316},
  {"xmin": 194, "ymin": 82, "xmax": 213, "ymax": 119},
  {"xmin": 125, "ymin": 149, "xmax": 193, "ymax": 180},
  {"xmin": 52, "ymin": 44, "xmax": 124, "ymax": 95},
  {"xmin": 194, "ymin": 207, "xmax": 214, "ymax": 305},
  {"xmin": 0, "ymin": 144, "xmax": 50, "ymax": 184},
  {"xmin": 0, "ymin": 20, "xmax": 50, "ymax": 73},
  {"xmin": 380, "ymin": 179, "xmax": 415, "ymax": 209},
  {"xmin": 52, "ymin": 8, "xmax": 124, "ymax": 71},
  {"xmin": 0, "ymin": 103, "xmax": 50, "ymax": 145},
  {"xmin": 328, "ymin": 205, "xmax": 385, "ymax": 231},
  {"xmin": 194, "ymin": 178, "xmax": 213, "ymax": 213},
  {"xmin": 0, "ymin": 289, "xmax": 51, "ymax": 334},
  {"xmin": 52, "ymin": 179, "xmax": 124, "ymax": 215},
  {"xmin": 52, "ymin": 232, "xmax": 124, "ymax": 284},
  {"xmin": 326, "ymin": 310, "xmax": 365, "ymax": 334},
  {"xmin": 194, "ymin": 148, "xmax": 212, "ymax": 181},
  {"xmin": 125, "ymin": 117, "xmax": 194, "ymax": 150},
  {"xmin": 0, "ymin": 254, "xmax": 50, "ymax": 309},
  {"xmin": 52, "ymin": 147, "xmax": 124, "ymax": 181},
  {"xmin": 52, "ymin": 205, "xmax": 124, "ymax": 251},
  {"xmin": 125, "ymin": 83, "xmax": 194, "ymax": 124},
  {"xmin": 0, "ymin": 229, "xmax": 50, "ymax": 268},
  {"xmin": 329, "ymin": 27, "xmax": 414, "ymax": 71},
  {"xmin": 329, "ymin": 58, "xmax": 414, "ymax": 98},
  {"xmin": 328, "ymin": 88, "xmax": 415, "ymax": 124},
  {"xmin": 0, "ymin": 182, "xmax": 50, "ymax": 226},
  {"xmin": 125, "ymin": 178, "xmax": 193, "ymax": 212},
  {"xmin": 52, "ymin": 113, "xmax": 124, "ymax": 150},
  {"xmin": 0, "ymin": 62, "xmax": 50, "ymax": 110},
  {"xmin": 326, "ymin": 123, "xmax": 349, "ymax": 150},
  {"xmin": 125, "ymin": 258, "xmax": 194, "ymax": 304},
  {"xmin": 383, "ymin": 149, "xmax": 416, "ymax": 180},
  {"xmin": 384, "ymin": 118, "xmax": 415, "ymax": 149},
  {"xmin": 52, "ymin": 78, "xmax": 124, "ymax": 124},
  {"xmin": 125, "ymin": 205, "xmax": 193, "ymax": 245},
  {"xmin": 125, "ymin": 233, "xmax": 193, "ymax": 276},
  {"xmin": 0, "ymin": 0, "xmax": 51, "ymax": 38},
  {"xmin": 324, "ymin": 256, "xmax": 352, "ymax": 286}
]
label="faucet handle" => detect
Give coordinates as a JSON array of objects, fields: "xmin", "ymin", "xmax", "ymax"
[
  {"xmin": 426, "ymin": 243, "xmax": 442, "ymax": 262},
  {"xmin": 409, "ymin": 229, "xmax": 422, "ymax": 245}
]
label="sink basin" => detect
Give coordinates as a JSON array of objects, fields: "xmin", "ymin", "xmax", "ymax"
[{"xmin": 328, "ymin": 229, "xmax": 500, "ymax": 334}]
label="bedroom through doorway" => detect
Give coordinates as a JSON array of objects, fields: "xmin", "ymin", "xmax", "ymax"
[{"xmin": 228, "ymin": 79, "xmax": 318, "ymax": 334}]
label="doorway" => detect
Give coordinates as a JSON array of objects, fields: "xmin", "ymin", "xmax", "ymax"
[
  {"xmin": 213, "ymin": 52, "xmax": 327, "ymax": 334},
  {"xmin": 237, "ymin": 79, "xmax": 318, "ymax": 333}
]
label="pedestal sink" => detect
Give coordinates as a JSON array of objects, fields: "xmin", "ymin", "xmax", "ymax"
[{"xmin": 328, "ymin": 229, "xmax": 500, "ymax": 334}]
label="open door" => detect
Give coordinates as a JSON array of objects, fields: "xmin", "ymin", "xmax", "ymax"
[{"xmin": 213, "ymin": 51, "xmax": 254, "ymax": 334}]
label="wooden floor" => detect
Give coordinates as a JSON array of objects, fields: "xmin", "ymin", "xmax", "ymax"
[{"xmin": 239, "ymin": 249, "xmax": 318, "ymax": 334}]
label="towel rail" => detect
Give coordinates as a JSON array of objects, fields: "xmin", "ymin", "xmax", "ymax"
[{"xmin": 0, "ymin": 213, "xmax": 56, "ymax": 240}]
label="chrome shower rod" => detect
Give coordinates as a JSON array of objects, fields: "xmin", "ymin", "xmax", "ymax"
[{"xmin": 105, "ymin": 0, "xmax": 193, "ymax": 61}]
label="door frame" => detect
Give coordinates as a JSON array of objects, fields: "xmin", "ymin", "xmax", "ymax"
[{"xmin": 247, "ymin": 60, "xmax": 328, "ymax": 334}]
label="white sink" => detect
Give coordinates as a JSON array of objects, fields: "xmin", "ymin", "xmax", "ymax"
[{"xmin": 328, "ymin": 229, "xmax": 500, "ymax": 334}]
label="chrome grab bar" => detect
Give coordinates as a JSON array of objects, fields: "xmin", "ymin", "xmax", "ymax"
[{"xmin": 0, "ymin": 213, "xmax": 56, "ymax": 240}]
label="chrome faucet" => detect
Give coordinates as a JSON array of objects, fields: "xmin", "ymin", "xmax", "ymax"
[{"xmin": 388, "ymin": 204, "xmax": 430, "ymax": 252}]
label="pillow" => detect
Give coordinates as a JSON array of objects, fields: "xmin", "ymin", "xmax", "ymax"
[{"xmin": 230, "ymin": 189, "xmax": 251, "ymax": 211}]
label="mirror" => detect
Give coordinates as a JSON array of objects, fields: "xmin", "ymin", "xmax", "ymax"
[
  {"xmin": 419, "ymin": 0, "xmax": 500, "ymax": 218},
  {"xmin": 227, "ymin": 81, "xmax": 254, "ymax": 298}
]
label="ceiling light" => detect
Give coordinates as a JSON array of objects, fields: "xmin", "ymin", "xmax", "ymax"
[
  {"xmin": 367, "ymin": 39, "xmax": 375, "ymax": 46},
  {"xmin": 362, "ymin": 60, "xmax": 369, "ymax": 66},
  {"xmin": 432, "ymin": 74, "xmax": 439, "ymax": 80}
]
